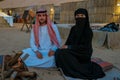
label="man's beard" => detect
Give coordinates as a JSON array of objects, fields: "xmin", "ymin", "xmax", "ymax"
[{"xmin": 39, "ymin": 20, "xmax": 47, "ymax": 25}]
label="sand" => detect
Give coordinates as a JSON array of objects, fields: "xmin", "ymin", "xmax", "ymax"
[{"xmin": 0, "ymin": 23, "xmax": 120, "ymax": 80}]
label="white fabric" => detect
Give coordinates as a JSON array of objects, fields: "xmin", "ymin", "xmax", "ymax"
[
  {"xmin": 0, "ymin": 12, "xmax": 13, "ymax": 27},
  {"xmin": 21, "ymin": 24, "xmax": 61, "ymax": 68},
  {"xmin": 22, "ymin": 48, "xmax": 55, "ymax": 67},
  {"xmin": 0, "ymin": 11, "xmax": 9, "ymax": 16},
  {"xmin": 3, "ymin": 16, "xmax": 13, "ymax": 27}
]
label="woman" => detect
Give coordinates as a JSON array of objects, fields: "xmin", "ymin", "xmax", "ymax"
[{"xmin": 55, "ymin": 8, "xmax": 105, "ymax": 79}]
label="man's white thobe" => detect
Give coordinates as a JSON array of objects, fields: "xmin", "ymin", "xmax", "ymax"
[{"xmin": 21, "ymin": 24, "xmax": 61, "ymax": 68}]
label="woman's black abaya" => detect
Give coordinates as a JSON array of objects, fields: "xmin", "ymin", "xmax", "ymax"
[{"xmin": 55, "ymin": 8, "xmax": 105, "ymax": 79}]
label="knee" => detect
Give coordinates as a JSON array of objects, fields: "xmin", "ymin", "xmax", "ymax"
[
  {"xmin": 55, "ymin": 49, "xmax": 64, "ymax": 54},
  {"xmin": 55, "ymin": 49, "xmax": 66, "ymax": 57},
  {"xmin": 55, "ymin": 49, "xmax": 61, "ymax": 56}
]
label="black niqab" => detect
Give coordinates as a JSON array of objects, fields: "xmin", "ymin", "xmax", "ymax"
[{"xmin": 65, "ymin": 8, "xmax": 93, "ymax": 50}]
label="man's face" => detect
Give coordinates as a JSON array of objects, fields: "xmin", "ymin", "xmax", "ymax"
[
  {"xmin": 37, "ymin": 13, "xmax": 47, "ymax": 25},
  {"xmin": 75, "ymin": 13, "xmax": 86, "ymax": 18}
]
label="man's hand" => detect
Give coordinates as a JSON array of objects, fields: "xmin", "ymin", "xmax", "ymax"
[
  {"xmin": 48, "ymin": 50, "xmax": 55, "ymax": 57},
  {"xmin": 35, "ymin": 51, "xmax": 43, "ymax": 59},
  {"xmin": 60, "ymin": 45, "xmax": 68, "ymax": 49}
]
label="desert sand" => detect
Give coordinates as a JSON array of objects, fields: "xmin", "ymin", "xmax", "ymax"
[{"xmin": 0, "ymin": 23, "xmax": 120, "ymax": 80}]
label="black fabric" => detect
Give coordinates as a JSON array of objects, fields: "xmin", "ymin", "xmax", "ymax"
[
  {"xmin": 55, "ymin": 49, "xmax": 105, "ymax": 79},
  {"xmin": 65, "ymin": 8, "xmax": 93, "ymax": 62},
  {"xmin": 36, "ymin": 10, "xmax": 47, "ymax": 14},
  {"xmin": 55, "ymin": 8, "xmax": 105, "ymax": 79},
  {"xmin": 99, "ymin": 22, "xmax": 119, "ymax": 32}
]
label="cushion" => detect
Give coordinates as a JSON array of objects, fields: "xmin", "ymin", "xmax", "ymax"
[{"xmin": 91, "ymin": 57, "xmax": 113, "ymax": 71}]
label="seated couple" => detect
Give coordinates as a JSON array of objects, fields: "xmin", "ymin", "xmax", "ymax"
[{"xmin": 21, "ymin": 8, "xmax": 105, "ymax": 79}]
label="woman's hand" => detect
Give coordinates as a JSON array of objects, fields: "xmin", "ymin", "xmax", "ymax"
[
  {"xmin": 60, "ymin": 45, "xmax": 68, "ymax": 49},
  {"xmin": 35, "ymin": 51, "xmax": 43, "ymax": 59},
  {"xmin": 48, "ymin": 50, "xmax": 55, "ymax": 57}
]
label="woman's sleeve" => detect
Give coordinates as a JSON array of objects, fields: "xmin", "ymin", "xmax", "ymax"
[
  {"xmin": 30, "ymin": 29, "xmax": 38, "ymax": 51},
  {"xmin": 65, "ymin": 27, "xmax": 75, "ymax": 45}
]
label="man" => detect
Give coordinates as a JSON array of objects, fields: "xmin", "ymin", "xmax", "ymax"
[
  {"xmin": 21, "ymin": 8, "xmax": 61, "ymax": 68},
  {"xmin": 55, "ymin": 8, "xmax": 105, "ymax": 79}
]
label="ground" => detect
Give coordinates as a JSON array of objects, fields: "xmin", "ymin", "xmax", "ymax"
[{"xmin": 0, "ymin": 23, "xmax": 120, "ymax": 80}]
